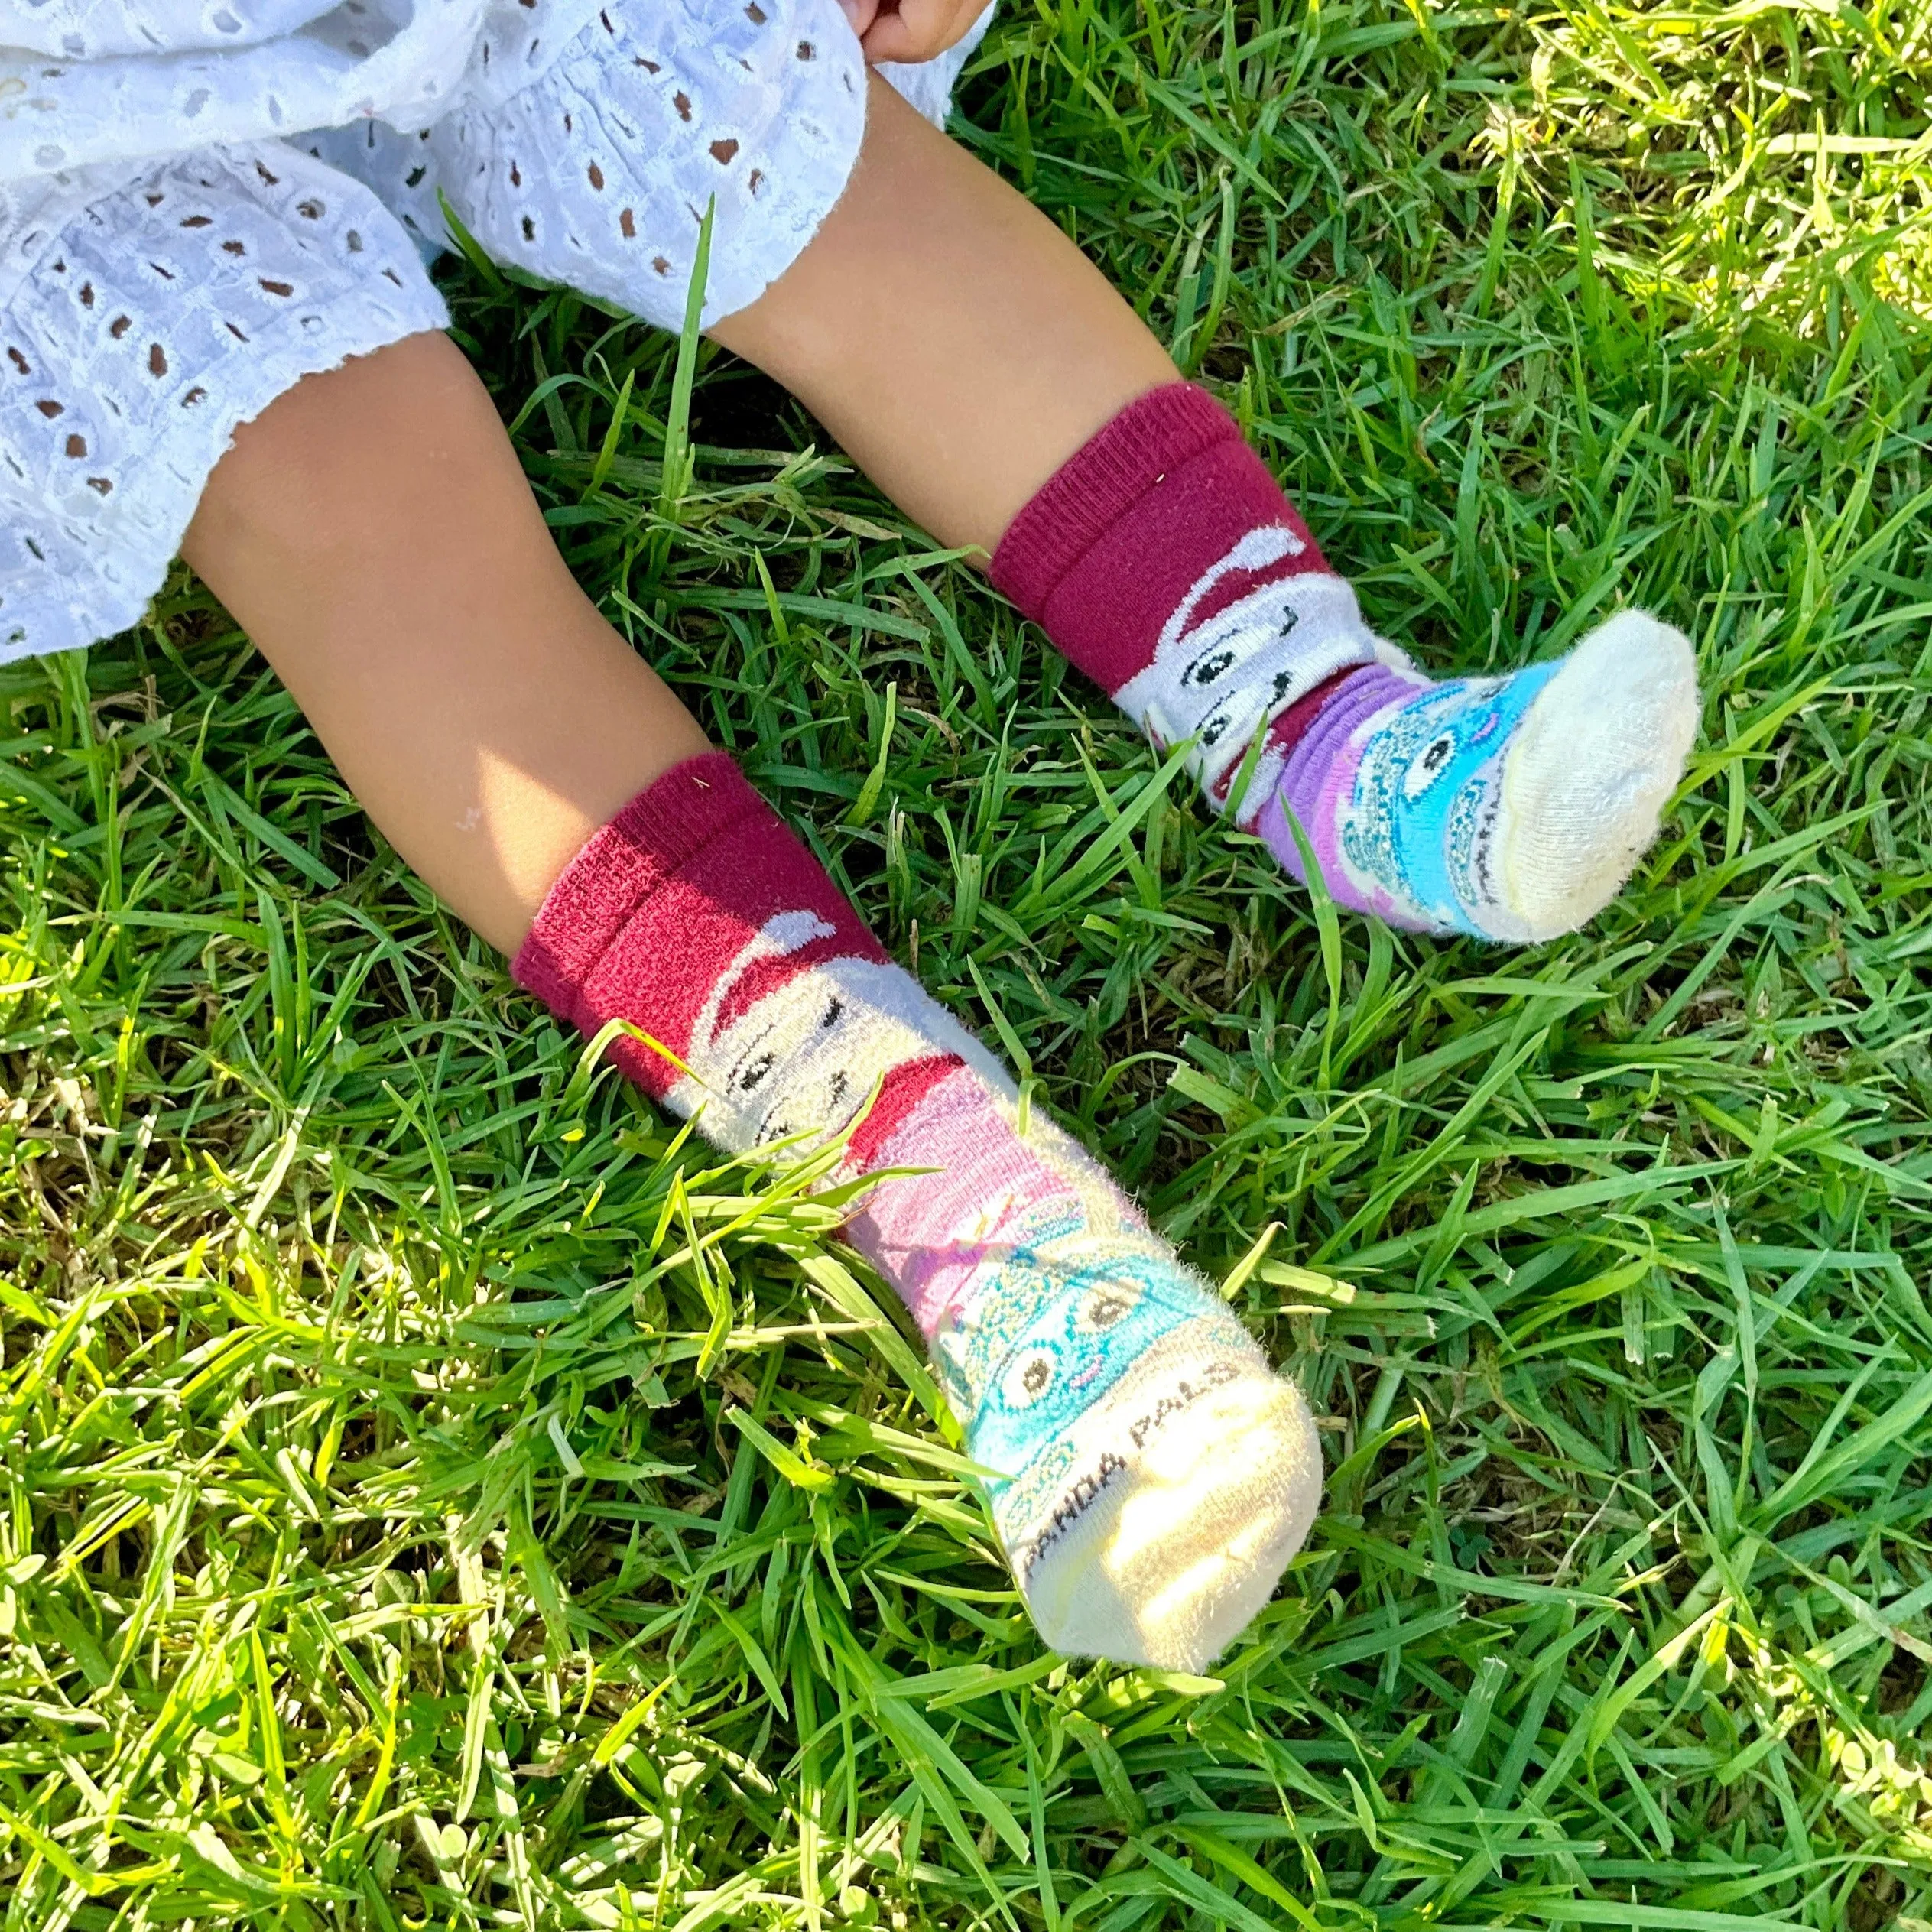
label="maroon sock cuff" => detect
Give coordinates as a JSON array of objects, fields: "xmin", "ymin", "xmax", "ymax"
[
  {"xmin": 513, "ymin": 752, "xmax": 762, "ymax": 1031},
  {"xmin": 512, "ymin": 752, "xmax": 888, "ymax": 1100},
  {"xmin": 989, "ymin": 382, "xmax": 1333, "ymax": 696},
  {"xmin": 991, "ymin": 384, "xmax": 1239, "ymax": 613}
]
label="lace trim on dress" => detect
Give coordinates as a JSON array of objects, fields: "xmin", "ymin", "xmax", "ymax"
[{"xmin": 0, "ymin": 141, "xmax": 446, "ymax": 659}]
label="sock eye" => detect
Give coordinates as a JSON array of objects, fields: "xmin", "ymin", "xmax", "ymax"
[
  {"xmin": 1185, "ymin": 648, "xmax": 1236, "ymax": 687},
  {"xmin": 1004, "ymin": 1348, "xmax": 1059, "ymax": 1408},
  {"xmin": 820, "ymin": 997, "xmax": 844, "ymax": 1029},
  {"xmin": 735, "ymin": 1050, "xmax": 775, "ymax": 1093},
  {"xmin": 1404, "ymin": 732, "xmax": 1457, "ymax": 800},
  {"xmin": 1080, "ymin": 1287, "xmax": 1135, "ymax": 1331}
]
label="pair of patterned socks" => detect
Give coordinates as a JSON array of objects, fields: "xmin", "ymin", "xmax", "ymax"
[{"xmin": 513, "ymin": 384, "xmax": 1700, "ymax": 1670}]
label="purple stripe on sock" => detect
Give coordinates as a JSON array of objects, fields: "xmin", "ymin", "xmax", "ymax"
[{"xmin": 1249, "ymin": 663, "xmax": 1429, "ymax": 924}]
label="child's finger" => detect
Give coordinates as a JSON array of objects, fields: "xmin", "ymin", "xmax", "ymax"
[
  {"xmin": 838, "ymin": 0, "xmax": 882, "ymax": 40},
  {"xmin": 860, "ymin": 0, "xmax": 972, "ymax": 64}
]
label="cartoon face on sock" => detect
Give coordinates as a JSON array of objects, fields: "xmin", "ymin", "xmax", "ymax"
[
  {"xmin": 1110, "ymin": 531, "xmax": 1374, "ymax": 791},
  {"xmin": 948, "ymin": 1243, "xmax": 1241, "ymax": 1478},
  {"xmin": 850, "ymin": 1067, "xmax": 1158, "ymax": 1339},
  {"xmin": 924, "ymin": 1194, "xmax": 1094, "ymax": 1412},
  {"xmin": 664, "ymin": 910, "xmax": 1003, "ymax": 1151},
  {"xmin": 1339, "ymin": 661, "xmax": 1562, "ymax": 927}
]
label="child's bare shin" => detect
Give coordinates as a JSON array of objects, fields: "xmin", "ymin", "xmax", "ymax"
[
  {"xmin": 710, "ymin": 73, "xmax": 1177, "ymax": 557},
  {"xmin": 181, "ymin": 329, "xmax": 709, "ymax": 956}
]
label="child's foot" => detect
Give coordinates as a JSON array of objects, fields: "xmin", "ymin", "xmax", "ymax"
[
  {"xmin": 516, "ymin": 754, "xmax": 1323, "ymax": 1671},
  {"xmin": 992, "ymin": 385, "xmax": 1700, "ymax": 940},
  {"xmin": 846, "ymin": 1063, "xmax": 1321, "ymax": 1670},
  {"xmin": 1248, "ymin": 609, "xmax": 1700, "ymax": 940}
]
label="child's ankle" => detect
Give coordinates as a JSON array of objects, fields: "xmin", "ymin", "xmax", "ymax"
[{"xmin": 992, "ymin": 382, "xmax": 1382, "ymax": 803}]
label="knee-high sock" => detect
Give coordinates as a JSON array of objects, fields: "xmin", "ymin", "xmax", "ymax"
[{"xmin": 515, "ymin": 752, "xmax": 1323, "ymax": 1670}]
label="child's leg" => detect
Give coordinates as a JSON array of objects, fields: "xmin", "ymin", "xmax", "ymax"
[
  {"xmin": 709, "ymin": 71, "xmax": 1175, "ymax": 556},
  {"xmin": 183, "ymin": 328, "xmax": 707, "ymax": 956},
  {"xmin": 336, "ymin": 11, "xmax": 1692, "ymax": 942},
  {"xmin": 713, "ymin": 76, "xmax": 1700, "ymax": 943},
  {"xmin": 183, "ymin": 333, "xmax": 1323, "ymax": 1671}
]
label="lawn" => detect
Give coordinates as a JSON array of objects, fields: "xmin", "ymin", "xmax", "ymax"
[{"xmin": 5, "ymin": 0, "xmax": 1932, "ymax": 1925}]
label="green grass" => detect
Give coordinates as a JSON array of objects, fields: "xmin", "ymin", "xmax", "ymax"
[{"xmin": 5, "ymin": 0, "xmax": 1932, "ymax": 1925}]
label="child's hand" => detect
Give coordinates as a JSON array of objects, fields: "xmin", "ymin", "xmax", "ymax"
[{"xmin": 838, "ymin": 0, "xmax": 984, "ymax": 66}]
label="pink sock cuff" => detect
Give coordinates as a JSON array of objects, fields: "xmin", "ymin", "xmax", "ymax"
[
  {"xmin": 991, "ymin": 383, "xmax": 1238, "ymax": 615},
  {"xmin": 512, "ymin": 752, "xmax": 887, "ymax": 1100}
]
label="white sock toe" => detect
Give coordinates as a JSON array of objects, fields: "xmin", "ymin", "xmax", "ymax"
[
  {"xmin": 1018, "ymin": 1338, "xmax": 1323, "ymax": 1674},
  {"xmin": 1495, "ymin": 610, "xmax": 1700, "ymax": 941}
]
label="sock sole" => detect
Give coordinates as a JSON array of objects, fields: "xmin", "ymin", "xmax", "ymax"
[
  {"xmin": 1493, "ymin": 610, "xmax": 1700, "ymax": 942},
  {"xmin": 1016, "ymin": 1332, "xmax": 1323, "ymax": 1673}
]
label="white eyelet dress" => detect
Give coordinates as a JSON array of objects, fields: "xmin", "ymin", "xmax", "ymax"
[{"xmin": 0, "ymin": 0, "xmax": 992, "ymax": 661}]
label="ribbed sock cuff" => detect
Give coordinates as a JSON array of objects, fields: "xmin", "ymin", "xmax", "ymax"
[
  {"xmin": 511, "ymin": 752, "xmax": 887, "ymax": 1102},
  {"xmin": 991, "ymin": 384, "xmax": 1240, "ymax": 617},
  {"xmin": 513, "ymin": 752, "xmax": 765, "ymax": 1035},
  {"xmin": 987, "ymin": 383, "xmax": 1334, "ymax": 696}
]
